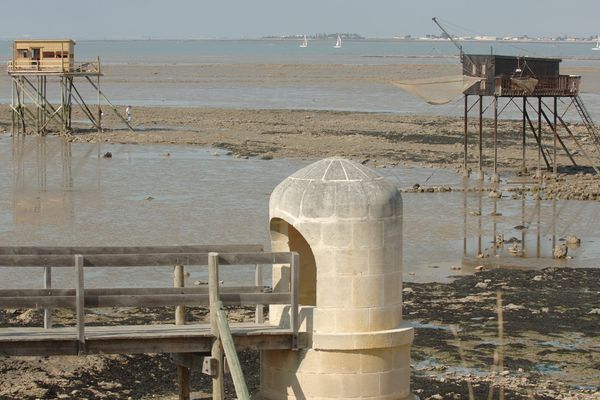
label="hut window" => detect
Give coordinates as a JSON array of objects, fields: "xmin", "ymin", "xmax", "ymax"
[
  {"xmin": 19, "ymin": 50, "xmax": 28, "ymax": 58},
  {"xmin": 43, "ymin": 51, "xmax": 55, "ymax": 58}
]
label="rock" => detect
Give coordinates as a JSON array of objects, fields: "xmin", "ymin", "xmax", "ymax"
[
  {"xmin": 513, "ymin": 224, "xmax": 527, "ymax": 230},
  {"xmin": 553, "ymin": 244, "xmax": 568, "ymax": 259},
  {"xmin": 504, "ymin": 303, "xmax": 524, "ymax": 310},
  {"xmin": 533, "ymin": 275, "xmax": 544, "ymax": 281},
  {"xmin": 475, "ymin": 265, "xmax": 484, "ymax": 271},
  {"xmin": 488, "ymin": 190, "xmax": 502, "ymax": 198},
  {"xmin": 427, "ymin": 395, "xmax": 443, "ymax": 400},
  {"xmin": 144, "ymin": 196, "xmax": 155, "ymax": 201},
  {"xmin": 541, "ymin": 307, "xmax": 550, "ymax": 313},
  {"xmin": 474, "ymin": 282, "xmax": 489, "ymax": 289},
  {"xmin": 450, "ymin": 265, "xmax": 462, "ymax": 270},
  {"xmin": 588, "ymin": 308, "xmax": 600, "ymax": 315},
  {"xmin": 260, "ymin": 154, "xmax": 274, "ymax": 160},
  {"xmin": 403, "ymin": 287, "xmax": 414, "ymax": 294},
  {"xmin": 102, "ymin": 151, "xmax": 112, "ymax": 158},
  {"xmin": 16, "ymin": 309, "xmax": 35, "ymax": 324},
  {"xmin": 566, "ymin": 235, "xmax": 581, "ymax": 245}
]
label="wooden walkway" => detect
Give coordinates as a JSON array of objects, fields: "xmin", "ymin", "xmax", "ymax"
[
  {"xmin": 0, "ymin": 245, "xmax": 302, "ymax": 400},
  {"xmin": 0, "ymin": 323, "xmax": 302, "ymax": 356}
]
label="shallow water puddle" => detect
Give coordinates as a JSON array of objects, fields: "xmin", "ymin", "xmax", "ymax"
[{"xmin": 1, "ymin": 135, "xmax": 599, "ymax": 288}]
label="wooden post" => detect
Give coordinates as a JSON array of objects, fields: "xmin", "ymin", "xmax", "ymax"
[
  {"xmin": 255, "ymin": 264, "xmax": 264, "ymax": 324},
  {"xmin": 290, "ymin": 252, "xmax": 300, "ymax": 350},
  {"xmin": 553, "ymin": 96, "xmax": 558, "ymax": 176},
  {"xmin": 215, "ymin": 301, "xmax": 251, "ymax": 400},
  {"xmin": 43, "ymin": 266, "xmax": 52, "ymax": 329},
  {"xmin": 537, "ymin": 97, "xmax": 542, "ymax": 179},
  {"xmin": 174, "ymin": 265, "xmax": 190, "ymax": 400},
  {"xmin": 478, "ymin": 95, "xmax": 483, "ymax": 180},
  {"xmin": 522, "ymin": 97, "xmax": 527, "ymax": 173},
  {"xmin": 208, "ymin": 252, "xmax": 224, "ymax": 400},
  {"xmin": 463, "ymin": 95, "xmax": 469, "ymax": 177},
  {"xmin": 97, "ymin": 57, "xmax": 102, "ymax": 134},
  {"xmin": 492, "ymin": 96, "xmax": 499, "ymax": 182},
  {"xmin": 74, "ymin": 254, "xmax": 85, "ymax": 354}
]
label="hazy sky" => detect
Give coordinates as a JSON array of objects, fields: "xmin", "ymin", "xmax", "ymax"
[{"xmin": 1, "ymin": 0, "xmax": 598, "ymax": 40}]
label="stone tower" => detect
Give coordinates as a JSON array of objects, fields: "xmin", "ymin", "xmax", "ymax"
[{"xmin": 261, "ymin": 158, "xmax": 414, "ymax": 400}]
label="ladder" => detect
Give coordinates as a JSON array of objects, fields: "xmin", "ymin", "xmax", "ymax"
[{"xmin": 573, "ymin": 95, "xmax": 600, "ymax": 154}]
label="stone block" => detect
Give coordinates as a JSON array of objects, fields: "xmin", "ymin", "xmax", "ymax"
[
  {"xmin": 314, "ymin": 308, "xmax": 338, "ymax": 332},
  {"xmin": 319, "ymin": 350, "xmax": 361, "ymax": 374},
  {"xmin": 379, "ymin": 367, "xmax": 411, "ymax": 397},
  {"xmin": 368, "ymin": 306, "xmax": 402, "ymax": 331},
  {"xmin": 335, "ymin": 182, "xmax": 369, "ymax": 219},
  {"xmin": 383, "ymin": 272, "xmax": 402, "ymax": 306},
  {"xmin": 340, "ymin": 372, "xmax": 381, "ymax": 398},
  {"xmin": 293, "ymin": 221, "xmax": 322, "ymax": 247},
  {"xmin": 334, "ymin": 308, "xmax": 370, "ymax": 332},
  {"xmin": 300, "ymin": 181, "xmax": 336, "ymax": 219},
  {"xmin": 352, "ymin": 221, "xmax": 384, "ymax": 249},
  {"xmin": 318, "ymin": 276, "xmax": 353, "ymax": 308},
  {"xmin": 334, "ymin": 249, "xmax": 369, "ymax": 276},
  {"xmin": 392, "ymin": 346, "xmax": 411, "ymax": 369},
  {"xmin": 321, "ymin": 222, "xmax": 354, "ymax": 248},
  {"xmin": 300, "ymin": 372, "xmax": 342, "ymax": 398},
  {"xmin": 360, "ymin": 349, "xmax": 393, "ymax": 373},
  {"xmin": 352, "ymin": 275, "xmax": 384, "ymax": 308}
]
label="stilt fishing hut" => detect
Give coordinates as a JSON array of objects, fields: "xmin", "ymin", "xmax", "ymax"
[
  {"xmin": 393, "ymin": 18, "xmax": 600, "ymax": 180},
  {"xmin": 7, "ymin": 39, "xmax": 133, "ymax": 135},
  {"xmin": 462, "ymin": 53, "xmax": 600, "ymax": 180}
]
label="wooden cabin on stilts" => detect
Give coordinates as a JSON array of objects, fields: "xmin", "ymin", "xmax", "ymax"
[
  {"xmin": 461, "ymin": 54, "xmax": 600, "ymax": 180},
  {"xmin": 7, "ymin": 39, "xmax": 133, "ymax": 136}
]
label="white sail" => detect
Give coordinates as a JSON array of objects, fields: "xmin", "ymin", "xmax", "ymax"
[
  {"xmin": 334, "ymin": 35, "xmax": 342, "ymax": 48},
  {"xmin": 594, "ymin": 35, "xmax": 600, "ymax": 51},
  {"xmin": 300, "ymin": 35, "xmax": 308, "ymax": 48}
]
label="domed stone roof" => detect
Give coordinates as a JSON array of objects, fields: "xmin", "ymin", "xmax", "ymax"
[{"xmin": 270, "ymin": 158, "xmax": 401, "ymax": 223}]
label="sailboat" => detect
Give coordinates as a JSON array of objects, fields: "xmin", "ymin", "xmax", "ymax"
[
  {"xmin": 593, "ymin": 35, "xmax": 600, "ymax": 51},
  {"xmin": 334, "ymin": 35, "xmax": 342, "ymax": 49},
  {"xmin": 300, "ymin": 35, "xmax": 308, "ymax": 48}
]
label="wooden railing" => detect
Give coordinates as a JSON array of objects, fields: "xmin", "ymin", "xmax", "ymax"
[
  {"xmin": 494, "ymin": 75, "xmax": 581, "ymax": 96},
  {"xmin": 0, "ymin": 245, "xmax": 300, "ymax": 400},
  {"xmin": 7, "ymin": 59, "xmax": 100, "ymax": 74}
]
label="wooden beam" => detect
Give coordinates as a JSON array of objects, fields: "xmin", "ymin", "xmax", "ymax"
[
  {"xmin": 0, "ymin": 292, "xmax": 290, "ymax": 309},
  {"xmin": 75, "ymin": 255, "xmax": 85, "ymax": 354},
  {"xmin": 0, "ymin": 251, "xmax": 290, "ymax": 267},
  {"xmin": 208, "ymin": 252, "xmax": 225, "ymax": 400},
  {"xmin": 215, "ymin": 301, "xmax": 250, "ymax": 400},
  {"xmin": 0, "ymin": 244, "xmax": 263, "ymax": 255}
]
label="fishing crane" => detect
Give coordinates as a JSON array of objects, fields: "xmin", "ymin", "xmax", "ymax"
[{"xmin": 431, "ymin": 17, "xmax": 465, "ymax": 62}]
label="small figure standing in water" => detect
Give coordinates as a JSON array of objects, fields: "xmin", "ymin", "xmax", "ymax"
[{"xmin": 125, "ymin": 105, "xmax": 132, "ymax": 123}]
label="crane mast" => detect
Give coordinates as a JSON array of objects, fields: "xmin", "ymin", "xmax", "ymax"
[{"xmin": 432, "ymin": 17, "xmax": 464, "ymax": 62}]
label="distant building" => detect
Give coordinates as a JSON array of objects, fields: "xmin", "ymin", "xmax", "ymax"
[{"xmin": 9, "ymin": 39, "xmax": 75, "ymax": 73}]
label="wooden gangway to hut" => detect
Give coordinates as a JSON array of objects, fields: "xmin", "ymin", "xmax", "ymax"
[{"xmin": 0, "ymin": 245, "xmax": 303, "ymax": 400}]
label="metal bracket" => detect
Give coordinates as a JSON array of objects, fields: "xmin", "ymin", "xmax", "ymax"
[{"xmin": 202, "ymin": 356, "xmax": 219, "ymax": 376}]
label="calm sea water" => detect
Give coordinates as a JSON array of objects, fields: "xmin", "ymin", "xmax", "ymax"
[{"xmin": 0, "ymin": 39, "xmax": 599, "ymax": 119}]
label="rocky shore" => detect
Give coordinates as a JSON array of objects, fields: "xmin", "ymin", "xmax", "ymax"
[
  {"xmin": 2, "ymin": 104, "xmax": 599, "ymax": 201},
  {"xmin": 0, "ymin": 267, "xmax": 598, "ymax": 399}
]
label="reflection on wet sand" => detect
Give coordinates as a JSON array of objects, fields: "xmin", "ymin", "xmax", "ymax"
[{"xmin": 461, "ymin": 177, "xmax": 596, "ymax": 271}]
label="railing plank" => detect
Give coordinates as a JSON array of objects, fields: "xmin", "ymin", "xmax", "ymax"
[
  {"xmin": 75, "ymin": 255, "xmax": 85, "ymax": 354},
  {"xmin": 0, "ymin": 292, "xmax": 290, "ymax": 309},
  {"xmin": 0, "ymin": 252, "xmax": 291, "ymax": 267},
  {"xmin": 0, "ymin": 244, "xmax": 263, "ymax": 256}
]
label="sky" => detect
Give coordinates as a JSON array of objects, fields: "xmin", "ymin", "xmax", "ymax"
[{"xmin": 1, "ymin": 0, "xmax": 598, "ymax": 40}]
